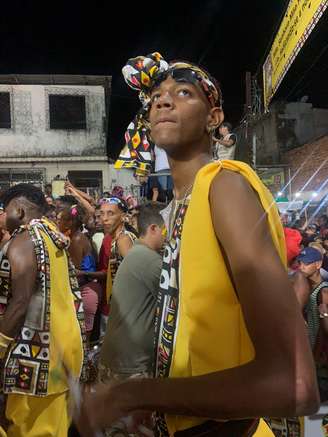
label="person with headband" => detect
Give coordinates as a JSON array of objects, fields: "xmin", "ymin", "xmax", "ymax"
[{"xmin": 76, "ymin": 53, "xmax": 319, "ymax": 437}]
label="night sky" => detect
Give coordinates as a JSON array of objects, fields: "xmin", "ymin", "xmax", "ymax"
[{"xmin": 1, "ymin": 0, "xmax": 326, "ymax": 158}]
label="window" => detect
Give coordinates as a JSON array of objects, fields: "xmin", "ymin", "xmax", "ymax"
[
  {"xmin": 49, "ymin": 95, "xmax": 86, "ymax": 130},
  {"xmin": 0, "ymin": 92, "xmax": 11, "ymax": 129},
  {"xmin": 67, "ymin": 170, "xmax": 102, "ymax": 196}
]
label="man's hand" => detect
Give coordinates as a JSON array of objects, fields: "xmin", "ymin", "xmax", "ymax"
[
  {"xmin": 319, "ymin": 303, "xmax": 328, "ymax": 316},
  {"xmin": 73, "ymin": 382, "xmax": 129, "ymax": 436},
  {"xmin": 75, "ymin": 269, "xmax": 85, "ymax": 278}
]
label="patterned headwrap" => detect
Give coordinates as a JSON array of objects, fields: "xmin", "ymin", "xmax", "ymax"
[{"xmin": 114, "ymin": 52, "xmax": 222, "ymax": 176}]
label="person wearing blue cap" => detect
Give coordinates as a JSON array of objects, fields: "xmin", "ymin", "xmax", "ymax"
[{"xmin": 294, "ymin": 247, "xmax": 328, "ymax": 402}]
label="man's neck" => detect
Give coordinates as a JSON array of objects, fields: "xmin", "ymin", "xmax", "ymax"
[
  {"xmin": 168, "ymin": 152, "xmax": 211, "ymax": 200},
  {"xmin": 138, "ymin": 236, "xmax": 158, "ymax": 252},
  {"xmin": 309, "ymin": 271, "xmax": 323, "ymax": 288},
  {"xmin": 20, "ymin": 214, "xmax": 42, "ymax": 228}
]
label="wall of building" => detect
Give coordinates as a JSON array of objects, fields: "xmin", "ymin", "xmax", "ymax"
[
  {"xmin": 0, "ymin": 160, "xmax": 137, "ymax": 194},
  {"xmin": 237, "ymin": 102, "xmax": 328, "ymax": 166},
  {"xmin": 282, "ymin": 135, "xmax": 328, "ymax": 199},
  {"xmin": 0, "ymin": 84, "xmax": 106, "ymax": 158}
]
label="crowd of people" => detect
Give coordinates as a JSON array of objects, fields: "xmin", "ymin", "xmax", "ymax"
[{"xmin": 0, "ymin": 51, "xmax": 326, "ymax": 437}]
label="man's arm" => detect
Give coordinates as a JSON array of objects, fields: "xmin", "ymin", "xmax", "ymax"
[
  {"xmin": 76, "ymin": 171, "xmax": 319, "ymax": 433},
  {"xmin": 0, "ymin": 233, "xmax": 37, "ymax": 338},
  {"xmin": 292, "ymin": 270, "xmax": 312, "ymax": 309},
  {"xmin": 214, "ymin": 134, "xmax": 236, "ymax": 148},
  {"xmin": 65, "ymin": 180, "xmax": 96, "ymax": 206},
  {"xmin": 65, "ymin": 186, "xmax": 95, "ymax": 217},
  {"xmin": 216, "ymin": 138, "xmax": 235, "ymax": 147},
  {"xmin": 152, "ymin": 187, "xmax": 159, "ymax": 202},
  {"xmin": 77, "ymin": 270, "xmax": 107, "ymax": 281}
]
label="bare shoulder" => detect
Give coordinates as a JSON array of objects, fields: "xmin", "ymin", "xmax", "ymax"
[
  {"xmin": 209, "ymin": 168, "xmax": 264, "ymax": 220},
  {"xmin": 117, "ymin": 233, "xmax": 132, "ymax": 243},
  {"xmin": 7, "ymin": 230, "xmax": 36, "ymax": 269},
  {"xmin": 210, "ymin": 169, "xmax": 255, "ymax": 199},
  {"xmin": 8, "ymin": 230, "xmax": 34, "ymax": 255}
]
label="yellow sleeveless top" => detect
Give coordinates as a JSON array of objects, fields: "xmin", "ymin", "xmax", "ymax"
[{"xmin": 166, "ymin": 161, "xmax": 286, "ymax": 436}]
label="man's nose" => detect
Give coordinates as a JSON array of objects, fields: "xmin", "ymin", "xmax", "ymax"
[{"xmin": 155, "ymin": 91, "xmax": 174, "ymax": 109}]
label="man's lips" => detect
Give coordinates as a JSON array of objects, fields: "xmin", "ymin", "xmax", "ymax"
[{"xmin": 155, "ymin": 118, "xmax": 177, "ymax": 125}]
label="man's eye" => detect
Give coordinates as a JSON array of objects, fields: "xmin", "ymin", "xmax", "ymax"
[
  {"xmin": 151, "ymin": 94, "xmax": 160, "ymax": 103},
  {"xmin": 178, "ymin": 89, "xmax": 191, "ymax": 97}
]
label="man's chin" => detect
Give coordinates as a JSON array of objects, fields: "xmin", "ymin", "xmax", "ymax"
[{"xmin": 153, "ymin": 140, "xmax": 182, "ymax": 158}]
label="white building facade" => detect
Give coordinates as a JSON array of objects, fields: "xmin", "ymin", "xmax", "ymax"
[{"xmin": 0, "ymin": 75, "xmax": 130, "ymax": 195}]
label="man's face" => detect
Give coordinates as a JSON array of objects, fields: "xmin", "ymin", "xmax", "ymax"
[
  {"xmin": 45, "ymin": 185, "xmax": 52, "ymax": 196},
  {"xmin": 151, "ymin": 224, "xmax": 167, "ymax": 251},
  {"xmin": 305, "ymin": 227, "xmax": 316, "ymax": 236},
  {"xmin": 280, "ymin": 214, "xmax": 289, "ymax": 226},
  {"xmin": 45, "ymin": 196, "xmax": 53, "ymax": 206},
  {"xmin": 95, "ymin": 209, "xmax": 103, "ymax": 232},
  {"xmin": 298, "ymin": 260, "xmax": 321, "ymax": 277},
  {"xmin": 100, "ymin": 203, "xmax": 124, "ymax": 234},
  {"xmin": 149, "ymin": 76, "xmax": 214, "ymax": 157},
  {"xmin": 219, "ymin": 125, "xmax": 229, "ymax": 137},
  {"xmin": 5, "ymin": 199, "xmax": 22, "ymax": 233},
  {"xmin": 55, "ymin": 200, "xmax": 66, "ymax": 214},
  {"xmin": 323, "ymin": 239, "xmax": 328, "ymax": 251}
]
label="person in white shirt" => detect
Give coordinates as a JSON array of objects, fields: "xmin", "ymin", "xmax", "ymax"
[
  {"xmin": 213, "ymin": 122, "xmax": 237, "ymax": 160},
  {"xmin": 154, "ymin": 145, "xmax": 173, "ymax": 202}
]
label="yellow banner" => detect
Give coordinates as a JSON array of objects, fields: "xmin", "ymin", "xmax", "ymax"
[{"xmin": 263, "ymin": 0, "xmax": 328, "ymax": 109}]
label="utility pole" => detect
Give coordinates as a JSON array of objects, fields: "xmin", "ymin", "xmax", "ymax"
[{"xmin": 245, "ymin": 72, "xmax": 256, "ymax": 167}]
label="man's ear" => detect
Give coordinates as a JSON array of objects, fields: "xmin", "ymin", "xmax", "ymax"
[
  {"xmin": 17, "ymin": 207, "xmax": 25, "ymax": 221},
  {"xmin": 149, "ymin": 224, "xmax": 157, "ymax": 233},
  {"xmin": 316, "ymin": 260, "xmax": 323, "ymax": 269},
  {"xmin": 208, "ymin": 107, "xmax": 224, "ymax": 131}
]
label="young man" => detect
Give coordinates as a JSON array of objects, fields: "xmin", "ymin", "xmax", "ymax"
[
  {"xmin": 76, "ymin": 53, "xmax": 319, "ymax": 436},
  {"xmin": 293, "ymin": 247, "xmax": 328, "ymax": 402},
  {"xmin": 100, "ymin": 202, "xmax": 164, "ymax": 378},
  {"xmin": 92, "ymin": 205, "xmax": 105, "ymax": 255},
  {"xmin": 0, "ymin": 184, "xmax": 85, "ymax": 436},
  {"xmin": 213, "ymin": 121, "xmax": 237, "ymax": 160},
  {"xmin": 99, "ymin": 202, "xmax": 165, "ymax": 435}
]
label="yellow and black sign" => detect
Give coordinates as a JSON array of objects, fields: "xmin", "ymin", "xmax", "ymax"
[{"xmin": 263, "ymin": 0, "xmax": 328, "ymax": 109}]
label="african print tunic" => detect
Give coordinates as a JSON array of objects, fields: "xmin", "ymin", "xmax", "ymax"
[
  {"xmin": 154, "ymin": 198, "xmax": 190, "ymax": 436},
  {"xmin": 0, "ymin": 219, "xmax": 87, "ymax": 396}
]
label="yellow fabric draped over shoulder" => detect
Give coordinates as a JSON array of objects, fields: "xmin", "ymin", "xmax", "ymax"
[
  {"xmin": 41, "ymin": 230, "xmax": 83, "ymax": 394},
  {"xmin": 166, "ymin": 161, "xmax": 286, "ymax": 436}
]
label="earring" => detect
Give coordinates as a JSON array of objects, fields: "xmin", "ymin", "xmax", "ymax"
[{"xmin": 207, "ymin": 126, "xmax": 216, "ymax": 134}]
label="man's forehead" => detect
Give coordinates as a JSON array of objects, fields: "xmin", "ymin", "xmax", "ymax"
[
  {"xmin": 100, "ymin": 203, "xmax": 120, "ymax": 212},
  {"xmin": 151, "ymin": 76, "xmax": 209, "ymax": 105},
  {"xmin": 152, "ymin": 75, "xmax": 200, "ymax": 93}
]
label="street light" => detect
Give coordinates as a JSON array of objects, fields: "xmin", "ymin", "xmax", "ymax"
[
  {"xmin": 277, "ymin": 191, "xmax": 283, "ymax": 196},
  {"xmin": 295, "ymin": 192, "xmax": 301, "ymax": 198},
  {"xmin": 312, "ymin": 192, "xmax": 318, "ymax": 198}
]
